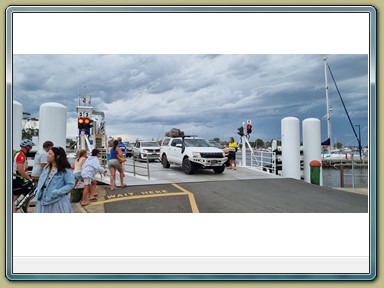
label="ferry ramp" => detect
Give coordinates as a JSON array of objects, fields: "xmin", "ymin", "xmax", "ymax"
[{"xmin": 87, "ymin": 160, "xmax": 367, "ymax": 213}]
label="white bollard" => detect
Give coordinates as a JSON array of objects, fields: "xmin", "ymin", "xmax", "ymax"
[
  {"xmin": 303, "ymin": 118, "xmax": 322, "ymax": 185},
  {"xmin": 281, "ymin": 117, "xmax": 300, "ymax": 179},
  {"xmin": 13, "ymin": 101, "xmax": 23, "ymax": 150},
  {"xmin": 39, "ymin": 103, "xmax": 67, "ymax": 149}
]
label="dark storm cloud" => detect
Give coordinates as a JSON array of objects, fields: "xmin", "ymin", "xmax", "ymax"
[{"xmin": 12, "ymin": 54, "xmax": 369, "ymax": 146}]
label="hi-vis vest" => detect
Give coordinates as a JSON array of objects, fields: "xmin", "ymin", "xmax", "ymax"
[{"xmin": 229, "ymin": 142, "xmax": 238, "ymax": 152}]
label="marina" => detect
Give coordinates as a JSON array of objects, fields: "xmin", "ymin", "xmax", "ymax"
[
  {"xmin": 12, "ymin": 58, "xmax": 371, "ymax": 214},
  {"xmin": 14, "ymin": 95, "xmax": 369, "ymax": 214}
]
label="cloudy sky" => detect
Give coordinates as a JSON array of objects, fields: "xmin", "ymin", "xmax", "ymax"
[{"xmin": 12, "ymin": 54, "xmax": 369, "ymax": 146}]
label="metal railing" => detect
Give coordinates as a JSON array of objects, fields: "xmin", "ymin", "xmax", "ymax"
[
  {"xmin": 339, "ymin": 154, "xmax": 368, "ymax": 188},
  {"xmin": 244, "ymin": 150, "xmax": 275, "ymax": 173},
  {"xmin": 124, "ymin": 153, "xmax": 152, "ymax": 180}
]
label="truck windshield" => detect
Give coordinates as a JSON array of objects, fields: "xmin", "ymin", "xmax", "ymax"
[
  {"xmin": 184, "ymin": 138, "xmax": 210, "ymax": 147},
  {"xmin": 141, "ymin": 142, "xmax": 160, "ymax": 147}
]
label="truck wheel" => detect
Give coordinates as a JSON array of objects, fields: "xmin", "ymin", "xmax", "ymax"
[
  {"xmin": 162, "ymin": 154, "xmax": 170, "ymax": 168},
  {"xmin": 182, "ymin": 158, "xmax": 195, "ymax": 174},
  {"xmin": 213, "ymin": 165, "xmax": 225, "ymax": 174}
]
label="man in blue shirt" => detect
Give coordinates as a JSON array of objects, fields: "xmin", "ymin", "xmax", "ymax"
[{"xmin": 117, "ymin": 137, "xmax": 127, "ymax": 156}]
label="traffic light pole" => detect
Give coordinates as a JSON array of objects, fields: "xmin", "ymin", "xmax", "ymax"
[
  {"xmin": 241, "ymin": 135, "xmax": 247, "ymax": 167},
  {"xmin": 240, "ymin": 134, "xmax": 259, "ymax": 167},
  {"xmin": 78, "ymin": 130, "xmax": 94, "ymax": 153},
  {"xmin": 238, "ymin": 120, "xmax": 257, "ymax": 167}
]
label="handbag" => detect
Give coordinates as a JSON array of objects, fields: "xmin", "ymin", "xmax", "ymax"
[{"xmin": 117, "ymin": 148, "xmax": 126, "ymax": 163}]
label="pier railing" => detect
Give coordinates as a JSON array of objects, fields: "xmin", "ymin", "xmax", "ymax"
[
  {"xmin": 337, "ymin": 155, "xmax": 368, "ymax": 188},
  {"xmin": 246, "ymin": 151, "xmax": 368, "ymax": 186},
  {"xmin": 124, "ymin": 154, "xmax": 151, "ymax": 180},
  {"xmin": 248, "ymin": 151, "xmax": 276, "ymax": 173}
]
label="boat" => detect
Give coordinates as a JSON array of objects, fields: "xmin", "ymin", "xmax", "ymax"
[{"xmin": 321, "ymin": 58, "xmax": 363, "ymax": 159}]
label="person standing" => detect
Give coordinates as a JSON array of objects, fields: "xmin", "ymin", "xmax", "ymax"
[
  {"xmin": 12, "ymin": 139, "xmax": 35, "ymax": 212},
  {"xmin": 31, "ymin": 140, "xmax": 54, "ymax": 186},
  {"xmin": 108, "ymin": 140, "xmax": 127, "ymax": 191},
  {"xmin": 73, "ymin": 149, "xmax": 87, "ymax": 187},
  {"xmin": 35, "ymin": 146, "xmax": 75, "ymax": 213},
  {"xmin": 228, "ymin": 137, "xmax": 238, "ymax": 170},
  {"xmin": 80, "ymin": 149, "xmax": 106, "ymax": 206},
  {"xmin": 117, "ymin": 137, "xmax": 128, "ymax": 157}
]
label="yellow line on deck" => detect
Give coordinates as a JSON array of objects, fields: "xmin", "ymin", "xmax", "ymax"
[
  {"xmin": 89, "ymin": 191, "xmax": 187, "ymax": 206},
  {"xmin": 171, "ymin": 183, "xmax": 200, "ymax": 213}
]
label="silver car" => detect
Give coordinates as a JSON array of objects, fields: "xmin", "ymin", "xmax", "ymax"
[{"xmin": 133, "ymin": 141, "xmax": 161, "ymax": 161}]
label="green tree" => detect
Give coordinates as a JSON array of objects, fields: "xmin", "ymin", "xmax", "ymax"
[
  {"xmin": 22, "ymin": 128, "xmax": 39, "ymax": 140},
  {"xmin": 255, "ymin": 138, "xmax": 265, "ymax": 149},
  {"xmin": 22, "ymin": 113, "xmax": 38, "ymax": 140},
  {"xmin": 67, "ymin": 138, "xmax": 77, "ymax": 149},
  {"xmin": 334, "ymin": 142, "xmax": 343, "ymax": 149}
]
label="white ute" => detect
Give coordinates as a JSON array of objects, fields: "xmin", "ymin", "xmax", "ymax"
[
  {"xmin": 133, "ymin": 140, "xmax": 161, "ymax": 161},
  {"xmin": 159, "ymin": 136, "xmax": 227, "ymax": 174}
]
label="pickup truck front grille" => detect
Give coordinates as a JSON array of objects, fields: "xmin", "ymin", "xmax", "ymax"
[
  {"xmin": 146, "ymin": 149, "xmax": 160, "ymax": 153},
  {"xmin": 200, "ymin": 152, "xmax": 224, "ymax": 158}
]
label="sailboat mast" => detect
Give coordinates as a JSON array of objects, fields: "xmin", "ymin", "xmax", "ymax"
[{"xmin": 324, "ymin": 58, "xmax": 332, "ymax": 151}]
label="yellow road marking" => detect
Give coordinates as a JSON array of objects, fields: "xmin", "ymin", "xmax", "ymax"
[
  {"xmin": 171, "ymin": 183, "xmax": 200, "ymax": 213},
  {"xmin": 89, "ymin": 191, "xmax": 187, "ymax": 206},
  {"xmin": 90, "ymin": 184, "xmax": 200, "ymax": 213}
]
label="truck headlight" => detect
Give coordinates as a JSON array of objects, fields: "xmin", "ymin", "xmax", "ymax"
[
  {"xmin": 192, "ymin": 152, "xmax": 200, "ymax": 158},
  {"xmin": 143, "ymin": 149, "xmax": 148, "ymax": 153}
]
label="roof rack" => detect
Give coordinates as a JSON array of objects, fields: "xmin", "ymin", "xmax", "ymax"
[{"xmin": 165, "ymin": 128, "xmax": 184, "ymax": 137}]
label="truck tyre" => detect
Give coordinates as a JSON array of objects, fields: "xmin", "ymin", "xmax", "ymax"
[
  {"xmin": 213, "ymin": 165, "xmax": 225, "ymax": 174},
  {"xmin": 162, "ymin": 154, "xmax": 170, "ymax": 168},
  {"xmin": 182, "ymin": 158, "xmax": 195, "ymax": 174}
]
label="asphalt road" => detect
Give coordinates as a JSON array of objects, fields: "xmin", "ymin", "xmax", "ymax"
[{"xmin": 98, "ymin": 178, "xmax": 367, "ymax": 213}]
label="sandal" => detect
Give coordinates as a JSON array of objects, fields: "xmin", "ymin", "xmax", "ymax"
[
  {"xmin": 89, "ymin": 197, "xmax": 98, "ymax": 201},
  {"xmin": 80, "ymin": 202, "xmax": 89, "ymax": 206},
  {"xmin": 121, "ymin": 184, "xmax": 127, "ymax": 188}
]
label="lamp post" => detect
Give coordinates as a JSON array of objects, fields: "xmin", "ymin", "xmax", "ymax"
[{"xmin": 355, "ymin": 124, "xmax": 362, "ymax": 160}]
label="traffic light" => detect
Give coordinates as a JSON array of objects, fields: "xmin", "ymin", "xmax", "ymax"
[
  {"xmin": 247, "ymin": 124, "xmax": 252, "ymax": 134},
  {"xmin": 237, "ymin": 126, "xmax": 244, "ymax": 137},
  {"xmin": 78, "ymin": 117, "xmax": 85, "ymax": 129},
  {"xmin": 84, "ymin": 117, "xmax": 92, "ymax": 129}
]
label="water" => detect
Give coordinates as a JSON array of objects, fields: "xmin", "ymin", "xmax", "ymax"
[
  {"xmin": 322, "ymin": 167, "xmax": 369, "ymax": 189},
  {"xmin": 238, "ymin": 151, "xmax": 369, "ymax": 189}
]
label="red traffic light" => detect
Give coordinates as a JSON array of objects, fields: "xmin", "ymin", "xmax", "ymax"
[
  {"xmin": 84, "ymin": 118, "xmax": 91, "ymax": 125},
  {"xmin": 78, "ymin": 117, "xmax": 84, "ymax": 124},
  {"xmin": 247, "ymin": 124, "xmax": 252, "ymax": 134}
]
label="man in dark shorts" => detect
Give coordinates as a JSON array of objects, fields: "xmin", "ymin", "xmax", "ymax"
[{"xmin": 13, "ymin": 139, "xmax": 35, "ymax": 212}]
